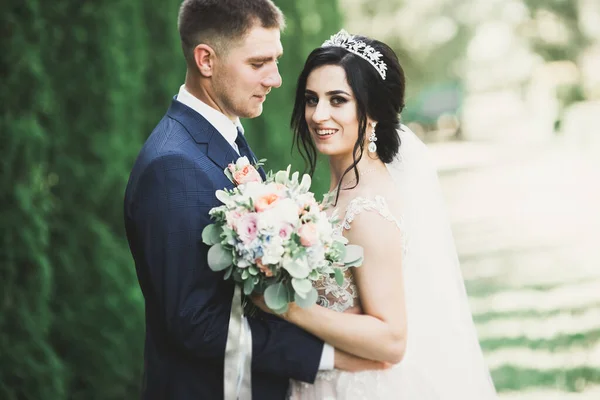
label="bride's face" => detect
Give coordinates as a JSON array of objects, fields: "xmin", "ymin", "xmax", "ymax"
[{"xmin": 304, "ymin": 65, "xmax": 359, "ymax": 158}]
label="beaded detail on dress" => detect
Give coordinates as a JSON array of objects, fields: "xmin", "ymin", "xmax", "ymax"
[
  {"xmin": 288, "ymin": 195, "xmax": 407, "ymax": 399},
  {"xmin": 312, "ymin": 196, "xmax": 403, "ymax": 314}
]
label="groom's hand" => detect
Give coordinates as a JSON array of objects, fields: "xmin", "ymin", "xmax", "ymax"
[
  {"xmin": 334, "ymin": 349, "xmax": 392, "ymax": 372},
  {"xmin": 250, "ymin": 294, "xmax": 277, "ymax": 316}
]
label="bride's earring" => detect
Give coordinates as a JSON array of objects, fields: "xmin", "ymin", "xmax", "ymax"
[{"xmin": 368, "ymin": 122, "xmax": 378, "ymax": 153}]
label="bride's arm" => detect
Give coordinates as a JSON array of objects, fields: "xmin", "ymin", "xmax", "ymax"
[{"xmin": 265, "ymin": 211, "xmax": 408, "ymax": 364}]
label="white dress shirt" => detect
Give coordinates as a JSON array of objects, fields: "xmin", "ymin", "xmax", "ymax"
[
  {"xmin": 176, "ymin": 84, "xmax": 334, "ymax": 373},
  {"xmin": 177, "ymin": 85, "xmax": 243, "ymax": 153}
]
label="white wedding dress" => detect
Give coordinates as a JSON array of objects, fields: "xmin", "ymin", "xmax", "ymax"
[{"xmin": 288, "ymin": 126, "xmax": 497, "ymax": 399}]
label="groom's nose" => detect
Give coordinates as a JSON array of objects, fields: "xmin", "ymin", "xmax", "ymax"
[{"xmin": 262, "ymin": 66, "xmax": 282, "ymax": 88}]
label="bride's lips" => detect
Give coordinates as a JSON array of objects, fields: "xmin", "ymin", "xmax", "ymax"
[{"xmin": 313, "ymin": 127, "xmax": 339, "ymax": 141}]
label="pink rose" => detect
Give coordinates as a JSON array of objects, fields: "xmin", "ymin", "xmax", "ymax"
[
  {"xmin": 278, "ymin": 224, "xmax": 293, "ymax": 240},
  {"xmin": 255, "ymin": 193, "xmax": 280, "ymax": 212},
  {"xmin": 226, "ymin": 210, "xmax": 243, "ymax": 229},
  {"xmin": 233, "ymin": 165, "xmax": 262, "ymax": 185},
  {"xmin": 298, "ymin": 223, "xmax": 319, "ymax": 247},
  {"xmin": 236, "ymin": 213, "xmax": 258, "ymax": 244}
]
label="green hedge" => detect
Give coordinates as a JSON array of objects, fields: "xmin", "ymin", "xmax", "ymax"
[{"xmin": 1, "ymin": 1, "xmax": 340, "ymax": 398}]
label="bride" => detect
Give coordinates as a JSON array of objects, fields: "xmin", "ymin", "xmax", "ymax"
[{"xmin": 254, "ymin": 30, "xmax": 498, "ymax": 399}]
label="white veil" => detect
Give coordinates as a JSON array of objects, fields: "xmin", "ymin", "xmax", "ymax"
[{"xmin": 387, "ymin": 125, "xmax": 497, "ymax": 398}]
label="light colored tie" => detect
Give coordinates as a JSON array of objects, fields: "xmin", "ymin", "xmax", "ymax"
[{"xmin": 224, "ymin": 282, "xmax": 253, "ymax": 400}]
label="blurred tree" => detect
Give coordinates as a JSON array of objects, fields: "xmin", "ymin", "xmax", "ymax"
[
  {"xmin": 1, "ymin": 0, "xmax": 341, "ymax": 398},
  {"xmin": 339, "ymin": 0, "xmax": 474, "ymax": 131},
  {"xmin": 521, "ymin": 0, "xmax": 588, "ymax": 62},
  {"xmin": 1, "ymin": 3, "xmax": 66, "ymax": 397},
  {"xmin": 0, "ymin": 0, "xmax": 183, "ymax": 397},
  {"xmin": 520, "ymin": 0, "xmax": 590, "ymax": 116}
]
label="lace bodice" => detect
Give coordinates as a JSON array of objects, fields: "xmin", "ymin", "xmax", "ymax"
[
  {"xmin": 339, "ymin": 196, "xmax": 402, "ymax": 233},
  {"xmin": 289, "ymin": 195, "xmax": 407, "ymax": 399},
  {"xmin": 314, "ymin": 195, "xmax": 403, "ymax": 314}
]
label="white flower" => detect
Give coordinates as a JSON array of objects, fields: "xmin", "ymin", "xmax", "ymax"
[
  {"xmin": 306, "ymin": 245, "xmax": 326, "ymax": 268},
  {"xmin": 242, "ymin": 181, "xmax": 269, "ymax": 200},
  {"xmin": 235, "ymin": 156, "xmax": 251, "ymax": 168},
  {"xmin": 256, "ymin": 198, "xmax": 299, "ymax": 233},
  {"xmin": 261, "ymin": 236, "xmax": 286, "ymax": 265},
  {"xmin": 272, "ymin": 198, "xmax": 300, "ymax": 225},
  {"xmin": 316, "ymin": 213, "xmax": 334, "ymax": 238}
]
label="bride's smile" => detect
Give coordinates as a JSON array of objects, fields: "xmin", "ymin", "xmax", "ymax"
[{"xmin": 304, "ymin": 65, "xmax": 360, "ymax": 158}]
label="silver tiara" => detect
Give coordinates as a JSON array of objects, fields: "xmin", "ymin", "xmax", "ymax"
[{"xmin": 321, "ymin": 29, "xmax": 387, "ymax": 80}]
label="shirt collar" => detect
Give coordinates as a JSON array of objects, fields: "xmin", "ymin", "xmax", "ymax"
[{"xmin": 176, "ymin": 85, "xmax": 244, "ymax": 149}]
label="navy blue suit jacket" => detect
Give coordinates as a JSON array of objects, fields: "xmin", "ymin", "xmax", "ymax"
[{"xmin": 124, "ymin": 98, "xmax": 324, "ymax": 400}]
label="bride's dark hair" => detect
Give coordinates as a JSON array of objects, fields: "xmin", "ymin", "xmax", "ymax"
[{"xmin": 291, "ymin": 35, "xmax": 406, "ymax": 192}]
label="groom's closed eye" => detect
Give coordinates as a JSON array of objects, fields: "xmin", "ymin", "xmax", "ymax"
[{"xmin": 248, "ymin": 55, "xmax": 282, "ymax": 69}]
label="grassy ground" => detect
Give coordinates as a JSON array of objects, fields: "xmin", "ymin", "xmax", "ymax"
[{"xmin": 434, "ymin": 137, "xmax": 600, "ymax": 398}]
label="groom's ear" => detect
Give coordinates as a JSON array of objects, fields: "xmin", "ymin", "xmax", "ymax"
[{"xmin": 193, "ymin": 44, "xmax": 215, "ymax": 78}]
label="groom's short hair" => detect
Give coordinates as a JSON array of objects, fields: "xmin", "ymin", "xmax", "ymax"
[{"xmin": 178, "ymin": 0, "xmax": 285, "ymax": 66}]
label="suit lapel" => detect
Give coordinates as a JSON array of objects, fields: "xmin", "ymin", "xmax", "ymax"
[{"xmin": 167, "ymin": 97, "xmax": 239, "ymax": 171}]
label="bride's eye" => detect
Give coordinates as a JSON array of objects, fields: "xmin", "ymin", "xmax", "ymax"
[
  {"xmin": 305, "ymin": 95, "xmax": 318, "ymax": 106},
  {"xmin": 331, "ymin": 96, "xmax": 348, "ymax": 106}
]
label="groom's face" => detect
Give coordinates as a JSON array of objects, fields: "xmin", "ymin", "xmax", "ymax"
[{"xmin": 212, "ymin": 24, "xmax": 283, "ymax": 119}]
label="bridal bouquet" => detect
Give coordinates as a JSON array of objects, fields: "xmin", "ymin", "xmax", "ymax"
[{"xmin": 202, "ymin": 157, "xmax": 363, "ymax": 314}]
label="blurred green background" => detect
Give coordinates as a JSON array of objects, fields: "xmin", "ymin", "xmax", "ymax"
[{"xmin": 2, "ymin": 0, "xmax": 600, "ymax": 399}]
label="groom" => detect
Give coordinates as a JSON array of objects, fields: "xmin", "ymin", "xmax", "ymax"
[{"xmin": 124, "ymin": 0, "xmax": 383, "ymax": 399}]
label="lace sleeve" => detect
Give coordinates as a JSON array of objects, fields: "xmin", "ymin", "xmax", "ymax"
[
  {"xmin": 314, "ymin": 196, "xmax": 406, "ymax": 313},
  {"xmin": 341, "ymin": 195, "xmax": 402, "ymax": 232}
]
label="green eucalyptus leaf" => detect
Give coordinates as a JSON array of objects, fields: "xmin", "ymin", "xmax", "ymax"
[
  {"xmin": 344, "ymin": 244, "xmax": 364, "ymax": 265},
  {"xmin": 299, "ymin": 174, "xmax": 312, "ymax": 193},
  {"xmin": 207, "ymin": 244, "xmax": 233, "ymax": 271},
  {"xmin": 308, "ymin": 269, "xmax": 320, "ymax": 281},
  {"xmin": 283, "ymin": 259, "xmax": 310, "ymax": 279},
  {"xmin": 291, "ymin": 171, "xmax": 299, "ymax": 184},
  {"xmin": 264, "ymin": 283, "xmax": 289, "ymax": 311},
  {"xmin": 275, "ymin": 169, "xmax": 288, "ymax": 184},
  {"xmin": 224, "ymin": 168, "xmax": 234, "ymax": 183},
  {"xmin": 243, "ymin": 278, "xmax": 255, "ymax": 295},
  {"xmin": 272, "ymin": 304, "xmax": 289, "ymax": 315},
  {"xmin": 291, "ymin": 278, "xmax": 312, "ymax": 297},
  {"xmin": 334, "ymin": 268, "xmax": 344, "ymax": 286},
  {"xmin": 295, "ymin": 287, "xmax": 318, "ymax": 309},
  {"xmin": 346, "ymin": 257, "xmax": 364, "ymax": 268},
  {"xmin": 332, "ymin": 241, "xmax": 346, "ymax": 259},
  {"xmin": 216, "ymin": 190, "xmax": 230, "ymax": 204},
  {"xmin": 223, "ymin": 265, "xmax": 234, "ymax": 280},
  {"xmin": 332, "ymin": 234, "xmax": 348, "ymax": 245},
  {"xmin": 202, "ymin": 224, "xmax": 222, "ymax": 246}
]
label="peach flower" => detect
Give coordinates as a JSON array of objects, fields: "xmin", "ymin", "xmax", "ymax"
[
  {"xmin": 255, "ymin": 193, "xmax": 280, "ymax": 212},
  {"xmin": 298, "ymin": 223, "xmax": 319, "ymax": 247},
  {"xmin": 232, "ymin": 165, "xmax": 262, "ymax": 185}
]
